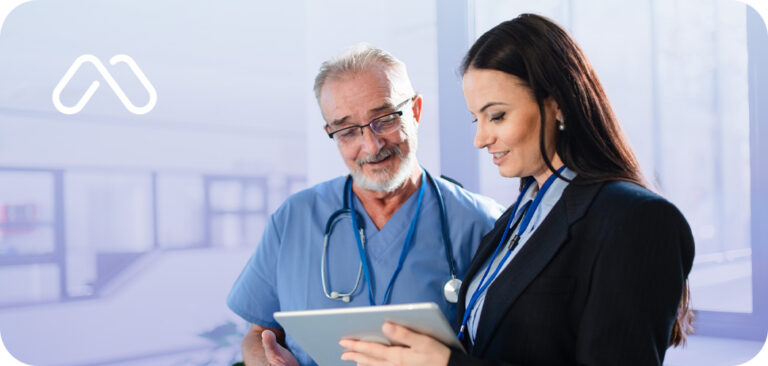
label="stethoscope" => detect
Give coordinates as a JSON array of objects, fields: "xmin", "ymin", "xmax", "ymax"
[{"xmin": 320, "ymin": 169, "xmax": 462, "ymax": 305}]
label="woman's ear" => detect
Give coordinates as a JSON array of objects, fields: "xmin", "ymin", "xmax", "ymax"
[{"xmin": 544, "ymin": 96, "xmax": 562, "ymax": 122}]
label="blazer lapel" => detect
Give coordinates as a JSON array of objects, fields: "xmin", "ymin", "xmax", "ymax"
[
  {"xmin": 455, "ymin": 207, "xmax": 513, "ymax": 350},
  {"xmin": 456, "ymin": 207, "xmax": 514, "ymax": 318},
  {"xmin": 471, "ymin": 178, "xmax": 604, "ymax": 356}
]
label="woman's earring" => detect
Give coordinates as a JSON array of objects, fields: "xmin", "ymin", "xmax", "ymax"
[{"xmin": 557, "ymin": 118, "xmax": 566, "ymax": 131}]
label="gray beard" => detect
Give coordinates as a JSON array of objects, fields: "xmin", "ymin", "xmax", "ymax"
[{"xmin": 351, "ymin": 146, "xmax": 417, "ymax": 193}]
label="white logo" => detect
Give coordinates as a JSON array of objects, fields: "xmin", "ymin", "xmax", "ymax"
[{"xmin": 52, "ymin": 54, "xmax": 157, "ymax": 115}]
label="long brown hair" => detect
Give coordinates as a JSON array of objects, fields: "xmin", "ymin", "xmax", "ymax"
[{"xmin": 462, "ymin": 13, "xmax": 692, "ymax": 347}]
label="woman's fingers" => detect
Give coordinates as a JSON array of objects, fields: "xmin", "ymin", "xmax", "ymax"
[
  {"xmin": 339, "ymin": 338, "xmax": 392, "ymax": 360},
  {"xmin": 382, "ymin": 322, "xmax": 451, "ymax": 366},
  {"xmin": 338, "ymin": 324, "xmax": 450, "ymax": 366},
  {"xmin": 340, "ymin": 339, "xmax": 395, "ymax": 366},
  {"xmin": 382, "ymin": 322, "xmax": 431, "ymax": 350},
  {"xmin": 340, "ymin": 350, "xmax": 381, "ymax": 366}
]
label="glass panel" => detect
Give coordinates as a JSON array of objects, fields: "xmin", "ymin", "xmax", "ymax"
[
  {"xmin": 64, "ymin": 172, "xmax": 154, "ymax": 252},
  {"xmin": 0, "ymin": 171, "xmax": 56, "ymax": 256},
  {"xmin": 0, "ymin": 264, "xmax": 59, "ymax": 305},
  {"xmin": 243, "ymin": 180, "xmax": 267, "ymax": 212},
  {"xmin": 473, "ymin": 0, "xmax": 752, "ymax": 313},
  {"xmin": 156, "ymin": 174, "xmax": 204, "ymax": 248},
  {"xmin": 209, "ymin": 180, "xmax": 242, "ymax": 212},
  {"xmin": 210, "ymin": 214, "xmax": 242, "ymax": 248},
  {"xmin": 0, "ymin": 226, "xmax": 55, "ymax": 256}
]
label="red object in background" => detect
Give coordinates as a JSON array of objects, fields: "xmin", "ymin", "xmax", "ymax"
[{"xmin": 0, "ymin": 203, "xmax": 38, "ymax": 235}]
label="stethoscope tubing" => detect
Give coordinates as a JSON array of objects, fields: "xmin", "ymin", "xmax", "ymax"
[
  {"xmin": 320, "ymin": 215, "xmax": 364, "ymax": 302},
  {"xmin": 321, "ymin": 169, "xmax": 457, "ymax": 304}
]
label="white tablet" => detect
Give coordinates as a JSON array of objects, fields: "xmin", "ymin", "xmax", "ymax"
[{"xmin": 274, "ymin": 302, "xmax": 464, "ymax": 366}]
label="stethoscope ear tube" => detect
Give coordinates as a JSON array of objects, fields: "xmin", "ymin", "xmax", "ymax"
[{"xmin": 321, "ymin": 213, "xmax": 365, "ymax": 302}]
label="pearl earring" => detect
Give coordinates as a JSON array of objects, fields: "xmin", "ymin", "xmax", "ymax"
[{"xmin": 557, "ymin": 118, "xmax": 565, "ymax": 131}]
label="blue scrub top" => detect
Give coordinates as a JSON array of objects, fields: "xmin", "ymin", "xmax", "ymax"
[{"xmin": 227, "ymin": 175, "xmax": 502, "ymax": 366}]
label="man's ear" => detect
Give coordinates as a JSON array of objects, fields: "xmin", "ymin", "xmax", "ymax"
[{"xmin": 411, "ymin": 94, "xmax": 423, "ymax": 123}]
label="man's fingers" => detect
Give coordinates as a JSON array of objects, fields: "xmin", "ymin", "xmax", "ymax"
[
  {"xmin": 262, "ymin": 330, "xmax": 286, "ymax": 365},
  {"xmin": 262, "ymin": 329, "xmax": 278, "ymax": 350}
]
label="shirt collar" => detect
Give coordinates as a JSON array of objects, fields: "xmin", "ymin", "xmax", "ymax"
[{"xmin": 521, "ymin": 166, "xmax": 578, "ymax": 206}]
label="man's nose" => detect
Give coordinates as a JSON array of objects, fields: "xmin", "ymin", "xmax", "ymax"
[{"xmin": 359, "ymin": 126, "xmax": 384, "ymax": 154}]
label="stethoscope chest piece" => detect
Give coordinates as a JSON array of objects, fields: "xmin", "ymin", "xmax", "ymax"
[{"xmin": 443, "ymin": 277, "xmax": 462, "ymax": 303}]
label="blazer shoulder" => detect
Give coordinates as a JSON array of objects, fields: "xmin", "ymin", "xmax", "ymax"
[
  {"xmin": 588, "ymin": 180, "xmax": 695, "ymax": 274},
  {"xmin": 593, "ymin": 180, "xmax": 669, "ymax": 210},
  {"xmin": 585, "ymin": 180, "xmax": 691, "ymax": 233}
]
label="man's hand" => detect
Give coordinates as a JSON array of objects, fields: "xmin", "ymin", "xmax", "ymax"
[
  {"xmin": 241, "ymin": 324, "xmax": 298, "ymax": 366},
  {"xmin": 261, "ymin": 329, "xmax": 299, "ymax": 366}
]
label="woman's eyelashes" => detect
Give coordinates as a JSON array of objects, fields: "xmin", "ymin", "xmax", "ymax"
[
  {"xmin": 490, "ymin": 112, "xmax": 506, "ymax": 122},
  {"xmin": 470, "ymin": 111, "xmax": 505, "ymax": 124}
]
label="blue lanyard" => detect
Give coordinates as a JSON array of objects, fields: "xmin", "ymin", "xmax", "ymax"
[
  {"xmin": 348, "ymin": 169, "xmax": 427, "ymax": 305},
  {"xmin": 457, "ymin": 166, "xmax": 566, "ymax": 342}
]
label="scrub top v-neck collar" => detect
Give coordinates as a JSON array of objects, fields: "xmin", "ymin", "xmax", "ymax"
[{"xmin": 350, "ymin": 178, "xmax": 432, "ymax": 261}]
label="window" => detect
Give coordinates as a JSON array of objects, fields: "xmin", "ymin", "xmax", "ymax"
[{"xmin": 465, "ymin": 0, "xmax": 766, "ymax": 338}]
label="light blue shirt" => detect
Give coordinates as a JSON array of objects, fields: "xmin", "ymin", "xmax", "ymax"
[
  {"xmin": 227, "ymin": 174, "xmax": 503, "ymax": 366},
  {"xmin": 464, "ymin": 167, "xmax": 577, "ymax": 343}
]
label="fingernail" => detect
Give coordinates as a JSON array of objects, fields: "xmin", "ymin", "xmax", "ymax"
[{"xmin": 382, "ymin": 322, "xmax": 394, "ymax": 334}]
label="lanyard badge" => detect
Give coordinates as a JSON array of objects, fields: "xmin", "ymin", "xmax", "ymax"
[
  {"xmin": 349, "ymin": 170, "xmax": 427, "ymax": 306},
  {"xmin": 457, "ymin": 166, "xmax": 567, "ymax": 342}
]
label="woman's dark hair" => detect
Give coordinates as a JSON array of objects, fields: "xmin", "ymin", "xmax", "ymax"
[{"xmin": 462, "ymin": 13, "xmax": 692, "ymax": 347}]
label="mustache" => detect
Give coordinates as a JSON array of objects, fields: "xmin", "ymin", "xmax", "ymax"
[{"xmin": 356, "ymin": 146, "xmax": 402, "ymax": 167}]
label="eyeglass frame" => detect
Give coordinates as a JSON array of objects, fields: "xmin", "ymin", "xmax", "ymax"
[{"xmin": 325, "ymin": 96, "xmax": 416, "ymax": 142}]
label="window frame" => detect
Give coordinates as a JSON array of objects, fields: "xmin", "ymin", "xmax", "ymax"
[{"xmin": 693, "ymin": 6, "xmax": 768, "ymax": 341}]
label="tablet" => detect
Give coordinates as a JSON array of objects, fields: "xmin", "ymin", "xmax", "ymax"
[{"xmin": 274, "ymin": 302, "xmax": 464, "ymax": 366}]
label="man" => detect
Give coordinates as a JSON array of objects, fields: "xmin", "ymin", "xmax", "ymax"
[{"xmin": 227, "ymin": 44, "xmax": 502, "ymax": 366}]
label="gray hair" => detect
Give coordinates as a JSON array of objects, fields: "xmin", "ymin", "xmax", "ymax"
[{"xmin": 313, "ymin": 43, "xmax": 415, "ymax": 102}]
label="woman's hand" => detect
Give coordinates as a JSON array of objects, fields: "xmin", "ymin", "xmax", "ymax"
[{"xmin": 339, "ymin": 322, "xmax": 451, "ymax": 366}]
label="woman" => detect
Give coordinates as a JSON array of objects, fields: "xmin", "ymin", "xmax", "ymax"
[{"xmin": 339, "ymin": 13, "xmax": 694, "ymax": 366}]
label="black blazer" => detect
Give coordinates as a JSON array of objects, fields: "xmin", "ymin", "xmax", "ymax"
[{"xmin": 449, "ymin": 178, "xmax": 694, "ymax": 366}]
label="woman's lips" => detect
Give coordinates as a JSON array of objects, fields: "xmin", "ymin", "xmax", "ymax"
[{"xmin": 492, "ymin": 151, "xmax": 508, "ymax": 165}]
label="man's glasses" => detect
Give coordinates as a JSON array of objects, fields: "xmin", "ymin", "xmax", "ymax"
[{"xmin": 325, "ymin": 97, "xmax": 414, "ymax": 144}]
